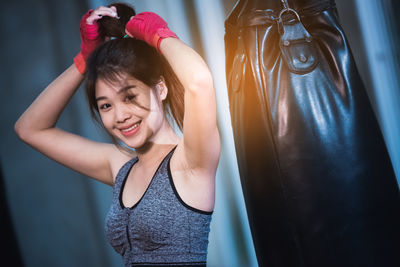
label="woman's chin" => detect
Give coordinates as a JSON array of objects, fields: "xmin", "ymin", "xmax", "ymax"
[
  {"xmin": 119, "ymin": 135, "xmax": 150, "ymax": 150},
  {"xmin": 120, "ymin": 140, "xmax": 144, "ymax": 150}
]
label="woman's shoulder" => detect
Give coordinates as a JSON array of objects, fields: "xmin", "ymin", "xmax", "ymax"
[{"xmin": 107, "ymin": 145, "xmax": 137, "ymax": 183}]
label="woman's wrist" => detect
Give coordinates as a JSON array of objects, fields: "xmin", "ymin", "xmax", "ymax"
[{"xmin": 73, "ymin": 52, "xmax": 86, "ymax": 74}]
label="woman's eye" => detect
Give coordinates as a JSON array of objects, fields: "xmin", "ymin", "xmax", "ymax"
[
  {"xmin": 99, "ymin": 103, "xmax": 111, "ymax": 110},
  {"xmin": 125, "ymin": 95, "xmax": 136, "ymax": 102}
]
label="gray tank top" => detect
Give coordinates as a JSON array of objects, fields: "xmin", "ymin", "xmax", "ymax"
[{"xmin": 105, "ymin": 147, "xmax": 212, "ymax": 266}]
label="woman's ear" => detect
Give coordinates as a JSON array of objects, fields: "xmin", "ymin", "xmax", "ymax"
[{"xmin": 157, "ymin": 76, "xmax": 168, "ymax": 101}]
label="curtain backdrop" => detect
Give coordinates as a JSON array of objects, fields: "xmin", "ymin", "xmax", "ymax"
[{"xmin": 354, "ymin": 0, "xmax": 400, "ymax": 184}]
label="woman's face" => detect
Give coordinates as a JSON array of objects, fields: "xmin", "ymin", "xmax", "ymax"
[{"xmin": 95, "ymin": 75, "xmax": 167, "ymax": 148}]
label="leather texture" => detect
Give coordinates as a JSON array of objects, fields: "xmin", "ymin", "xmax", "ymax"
[{"xmin": 225, "ymin": 0, "xmax": 400, "ymax": 266}]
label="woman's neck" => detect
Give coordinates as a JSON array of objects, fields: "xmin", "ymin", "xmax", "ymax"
[{"xmin": 135, "ymin": 119, "xmax": 179, "ymax": 165}]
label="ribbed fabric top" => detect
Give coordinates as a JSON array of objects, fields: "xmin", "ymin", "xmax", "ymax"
[{"xmin": 105, "ymin": 147, "xmax": 212, "ymax": 266}]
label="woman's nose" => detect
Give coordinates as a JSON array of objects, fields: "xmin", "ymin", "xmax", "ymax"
[{"xmin": 115, "ymin": 104, "xmax": 132, "ymax": 123}]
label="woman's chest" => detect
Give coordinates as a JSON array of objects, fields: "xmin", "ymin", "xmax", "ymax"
[{"xmin": 105, "ymin": 195, "xmax": 190, "ymax": 253}]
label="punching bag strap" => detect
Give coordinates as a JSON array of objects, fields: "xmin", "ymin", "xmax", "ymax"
[{"xmin": 277, "ymin": 0, "xmax": 319, "ymax": 74}]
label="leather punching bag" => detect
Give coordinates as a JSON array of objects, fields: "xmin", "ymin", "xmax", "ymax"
[{"xmin": 224, "ymin": 0, "xmax": 400, "ymax": 266}]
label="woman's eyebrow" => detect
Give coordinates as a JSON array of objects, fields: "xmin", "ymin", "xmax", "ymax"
[
  {"xmin": 118, "ymin": 85, "xmax": 137, "ymax": 94},
  {"xmin": 96, "ymin": 96, "xmax": 107, "ymax": 102}
]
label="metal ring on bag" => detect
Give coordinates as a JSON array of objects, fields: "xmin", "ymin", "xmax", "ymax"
[
  {"xmin": 278, "ymin": 8, "xmax": 301, "ymax": 24},
  {"xmin": 277, "ymin": 8, "xmax": 301, "ymax": 35}
]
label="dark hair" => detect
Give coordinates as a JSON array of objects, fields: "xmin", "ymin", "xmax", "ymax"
[
  {"xmin": 85, "ymin": 3, "xmax": 184, "ymax": 145},
  {"xmin": 97, "ymin": 3, "xmax": 136, "ymax": 39}
]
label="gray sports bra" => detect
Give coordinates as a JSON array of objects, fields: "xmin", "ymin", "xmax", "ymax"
[{"xmin": 105, "ymin": 147, "xmax": 212, "ymax": 266}]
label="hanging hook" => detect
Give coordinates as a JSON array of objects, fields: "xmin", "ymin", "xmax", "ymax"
[
  {"xmin": 280, "ymin": 0, "xmax": 289, "ymax": 9},
  {"xmin": 277, "ymin": 0, "xmax": 301, "ymax": 36}
]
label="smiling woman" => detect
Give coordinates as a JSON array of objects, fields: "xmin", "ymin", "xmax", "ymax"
[
  {"xmin": 94, "ymin": 74, "xmax": 169, "ymax": 149},
  {"xmin": 85, "ymin": 36, "xmax": 185, "ymax": 152},
  {"xmin": 14, "ymin": 2, "xmax": 219, "ymax": 266}
]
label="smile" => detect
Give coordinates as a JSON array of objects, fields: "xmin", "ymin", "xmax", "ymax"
[{"xmin": 120, "ymin": 121, "xmax": 141, "ymax": 136}]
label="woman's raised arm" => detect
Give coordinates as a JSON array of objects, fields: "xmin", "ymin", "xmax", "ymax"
[
  {"xmin": 14, "ymin": 64, "xmax": 123, "ymax": 185},
  {"xmin": 14, "ymin": 7, "xmax": 127, "ymax": 185},
  {"xmin": 161, "ymin": 38, "xmax": 220, "ymax": 172},
  {"xmin": 125, "ymin": 13, "xmax": 220, "ymax": 174}
]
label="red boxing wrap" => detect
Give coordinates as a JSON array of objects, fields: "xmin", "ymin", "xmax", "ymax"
[
  {"xmin": 125, "ymin": 12, "xmax": 178, "ymax": 52},
  {"xmin": 80, "ymin": 10, "xmax": 101, "ymax": 59},
  {"xmin": 74, "ymin": 10, "xmax": 101, "ymax": 74}
]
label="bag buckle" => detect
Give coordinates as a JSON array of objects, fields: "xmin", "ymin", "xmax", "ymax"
[{"xmin": 276, "ymin": 6, "xmax": 319, "ymax": 74}]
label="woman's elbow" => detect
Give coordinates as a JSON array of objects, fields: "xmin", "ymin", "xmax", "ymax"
[
  {"xmin": 14, "ymin": 120, "xmax": 27, "ymax": 141},
  {"xmin": 189, "ymin": 69, "xmax": 214, "ymax": 92},
  {"xmin": 14, "ymin": 118, "xmax": 35, "ymax": 143}
]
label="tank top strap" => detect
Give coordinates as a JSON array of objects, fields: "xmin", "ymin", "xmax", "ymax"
[
  {"xmin": 161, "ymin": 146, "xmax": 176, "ymax": 168},
  {"xmin": 114, "ymin": 157, "xmax": 138, "ymax": 190}
]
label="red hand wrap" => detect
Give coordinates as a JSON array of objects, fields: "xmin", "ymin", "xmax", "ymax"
[
  {"xmin": 125, "ymin": 12, "xmax": 178, "ymax": 52},
  {"xmin": 74, "ymin": 10, "xmax": 101, "ymax": 74},
  {"xmin": 80, "ymin": 10, "xmax": 101, "ymax": 59}
]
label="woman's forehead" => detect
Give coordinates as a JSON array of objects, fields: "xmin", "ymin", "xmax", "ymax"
[{"xmin": 95, "ymin": 75, "xmax": 149, "ymax": 96}]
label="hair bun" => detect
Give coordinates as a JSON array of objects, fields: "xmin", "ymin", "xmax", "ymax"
[{"xmin": 97, "ymin": 2, "xmax": 136, "ymax": 39}]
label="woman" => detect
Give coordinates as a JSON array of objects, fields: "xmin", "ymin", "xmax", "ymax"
[{"xmin": 15, "ymin": 3, "xmax": 220, "ymax": 266}]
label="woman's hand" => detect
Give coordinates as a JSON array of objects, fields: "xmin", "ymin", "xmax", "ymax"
[
  {"xmin": 74, "ymin": 6, "xmax": 118, "ymax": 73},
  {"xmin": 125, "ymin": 12, "xmax": 177, "ymax": 52},
  {"xmin": 80, "ymin": 6, "xmax": 118, "ymax": 58},
  {"xmin": 85, "ymin": 6, "xmax": 118, "ymax": 25}
]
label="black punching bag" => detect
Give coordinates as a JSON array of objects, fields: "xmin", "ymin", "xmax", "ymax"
[{"xmin": 224, "ymin": 0, "xmax": 400, "ymax": 266}]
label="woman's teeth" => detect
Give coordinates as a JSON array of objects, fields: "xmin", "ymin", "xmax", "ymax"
[{"xmin": 122, "ymin": 122, "xmax": 139, "ymax": 132}]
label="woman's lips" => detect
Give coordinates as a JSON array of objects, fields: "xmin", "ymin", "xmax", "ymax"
[{"xmin": 120, "ymin": 121, "xmax": 141, "ymax": 137}]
